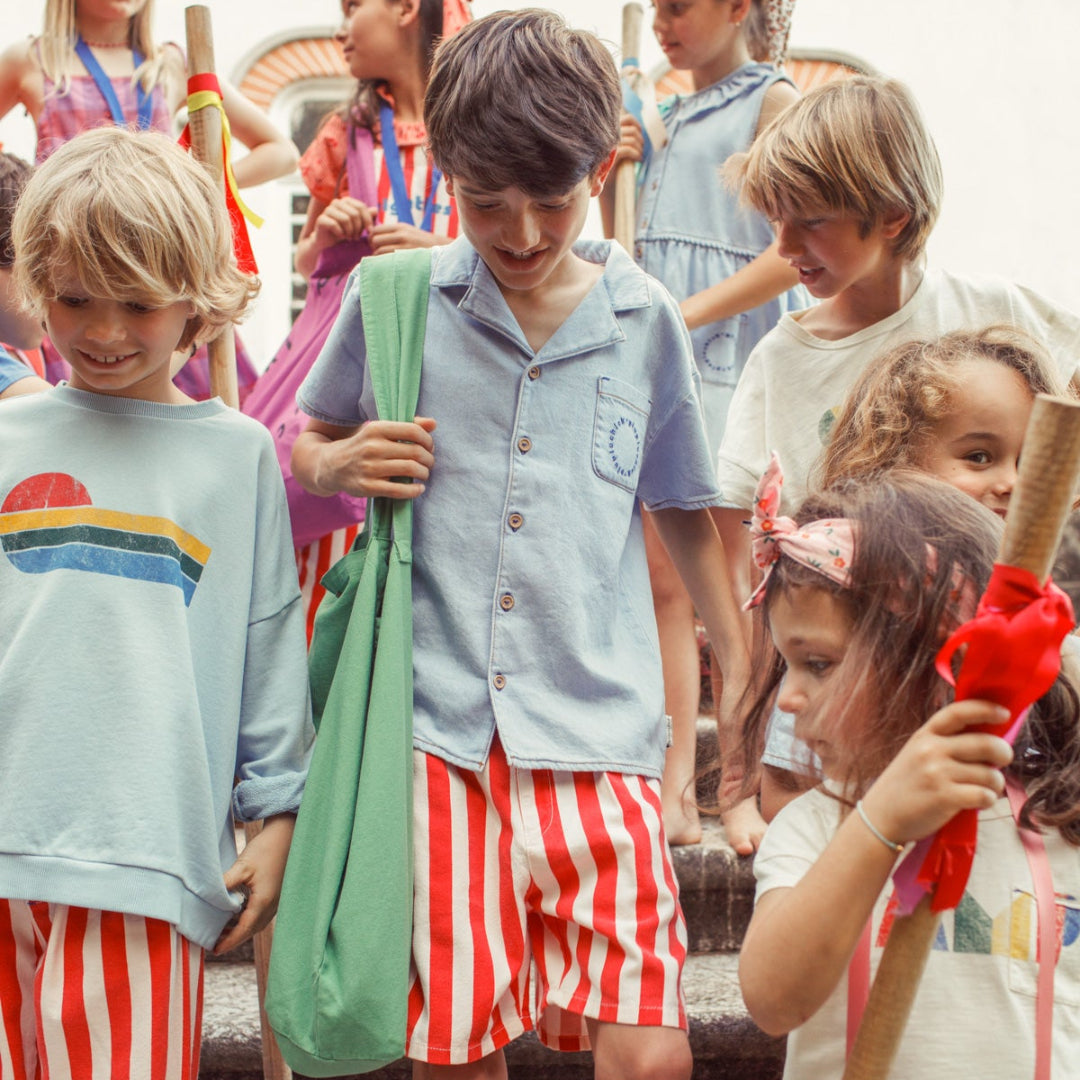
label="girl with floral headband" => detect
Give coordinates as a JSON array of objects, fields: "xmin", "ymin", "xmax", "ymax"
[
  {"xmin": 758, "ymin": 325, "xmax": 1077, "ymax": 817},
  {"xmin": 735, "ymin": 467, "xmax": 1080, "ymax": 1078}
]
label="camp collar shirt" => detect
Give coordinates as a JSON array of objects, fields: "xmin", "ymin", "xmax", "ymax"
[{"xmin": 299, "ymin": 237, "xmax": 722, "ymax": 778}]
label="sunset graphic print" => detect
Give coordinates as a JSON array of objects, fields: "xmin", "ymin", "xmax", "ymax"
[{"xmin": 0, "ymin": 473, "xmax": 210, "ymax": 605}]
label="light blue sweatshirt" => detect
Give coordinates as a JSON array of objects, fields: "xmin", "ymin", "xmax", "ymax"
[{"xmin": 0, "ymin": 387, "xmax": 313, "ymax": 948}]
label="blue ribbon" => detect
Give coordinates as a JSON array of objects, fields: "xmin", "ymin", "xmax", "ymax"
[
  {"xmin": 621, "ymin": 74, "xmax": 654, "ymax": 165},
  {"xmin": 379, "ymin": 102, "xmax": 442, "ymax": 231},
  {"xmin": 75, "ymin": 37, "xmax": 153, "ymax": 131}
]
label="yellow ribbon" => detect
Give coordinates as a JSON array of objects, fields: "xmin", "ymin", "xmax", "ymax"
[{"xmin": 186, "ymin": 88, "xmax": 264, "ymax": 229}]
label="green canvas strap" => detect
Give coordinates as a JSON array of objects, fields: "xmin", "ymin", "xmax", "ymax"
[{"xmin": 358, "ymin": 247, "xmax": 432, "ymax": 546}]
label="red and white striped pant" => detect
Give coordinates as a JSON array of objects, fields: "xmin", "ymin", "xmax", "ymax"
[
  {"xmin": 406, "ymin": 740, "xmax": 688, "ymax": 1065},
  {"xmin": 0, "ymin": 901, "xmax": 204, "ymax": 1080}
]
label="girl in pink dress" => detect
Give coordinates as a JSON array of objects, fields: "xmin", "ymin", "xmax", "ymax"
[
  {"xmin": 243, "ymin": 0, "xmax": 468, "ymax": 638},
  {"xmin": 0, "ymin": 0, "xmax": 299, "ymax": 398}
]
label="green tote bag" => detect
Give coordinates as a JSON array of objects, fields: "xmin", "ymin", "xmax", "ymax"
[{"xmin": 265, "ymin": 247, "xmax": 431, "ymax": 1077}]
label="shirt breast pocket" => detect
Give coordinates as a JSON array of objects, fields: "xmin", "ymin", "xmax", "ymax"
[
  {"xmin": 592, "ymin": 377, "xmax": 652, "ymax": 494},
  {"xmin": 1007, "ymin": 885, "xmax": 1080, "ymax": 1007}
]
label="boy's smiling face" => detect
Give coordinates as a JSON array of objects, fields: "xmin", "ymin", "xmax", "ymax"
[
  {"xmin": 772, "ymin": 206, "xmax": 908, "ymax": 301},
  {"xmin": 44, "ymin": 274, "xmax": 195, "ymax": 404},
  {"xmin": 446, "ymin": 159, "xmax": 612, "ymax": 301}
]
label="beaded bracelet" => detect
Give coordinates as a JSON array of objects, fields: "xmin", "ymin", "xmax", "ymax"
[{"xmin": 856, "ymin": 800, "xmax": 904, "ymax": 854}]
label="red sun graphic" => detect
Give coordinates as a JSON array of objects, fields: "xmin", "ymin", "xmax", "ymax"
[{"xmin": 1, "ymin": 473, "xmax": 93, "ymax": 514}]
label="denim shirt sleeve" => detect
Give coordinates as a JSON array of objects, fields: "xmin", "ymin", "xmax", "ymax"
[
  {"xmin": 635, "ymin": 288, "xmax": 723, "ymax": 511},
  {"xmin": 296, "ymin": 268, "xmax": 372, "ymax": 428},
  {"xmin": 0, "ymin": 347, "xmax": 33, "ymax": 395}
]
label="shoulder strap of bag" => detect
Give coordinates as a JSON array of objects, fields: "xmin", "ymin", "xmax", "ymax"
[{"xmin": 359, "ymin": 247, "xmax": 433, "ymax": 541}]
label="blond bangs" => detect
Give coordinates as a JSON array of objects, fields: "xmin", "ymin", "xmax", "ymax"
[{"xmin": 12, "ymin": 128, "xmax": 257, "ymax": 338}]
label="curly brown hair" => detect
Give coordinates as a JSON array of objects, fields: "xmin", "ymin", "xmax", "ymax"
[{"xmin": 816, "ymin": 326, "xmax": 1073, "ymax": 490}]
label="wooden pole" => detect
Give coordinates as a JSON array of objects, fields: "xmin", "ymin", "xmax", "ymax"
[
  {"xmin": 843, "ymin": 393, "xmax": 1080, "ymax": 1080},
  {"xmin": 614, "ymin": 2, "xmax": 643, "ymax": 252},
  {"xmin": 185, "ymin": 9, "xmax": 286, "ymax": 1080},
  {"xmin": 184, "ymin": 4, "xmax": 239, "ymax": 410}
]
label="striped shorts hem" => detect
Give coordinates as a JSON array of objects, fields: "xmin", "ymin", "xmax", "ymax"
[
  {"xmin": 405, "ymin": 739, "xmax": 687, "ymax": 1065},
  {"xmin": 0, "ymin": 900, "xmax": 204, "ymax": 1080}
]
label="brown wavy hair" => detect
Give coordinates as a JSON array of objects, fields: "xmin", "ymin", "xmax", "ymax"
[
  {"xmin": 817, "ymin": 326, "xmax": 1073, "ymax": 490},
  {"xmin": 737, "ymin": 472, "xmax": 1080, "ymax": 843}
]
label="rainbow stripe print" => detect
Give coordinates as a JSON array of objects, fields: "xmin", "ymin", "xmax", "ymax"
[{"xmin": 0, "ymin": 472, "xmax": 210, "ymax": 606}]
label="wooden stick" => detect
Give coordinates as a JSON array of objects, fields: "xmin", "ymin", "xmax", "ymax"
[
  {"xmin": 239, "ymin": 819, "xmax": 291, "ymax": 1080},
  {"xmin": 613, "ymin": 2, "xmax": 643, "ymax": 252},
  {"xmin": 184, "ymin": 4, "xmax": 239, "ymax": 410},
  {"xmin": 843, "ymin": 393, "xmax": 1080, "ymax": 1080},
  {"xmin": 185, "ymin": 10, "xmax": 285, "ymax": 1079}
]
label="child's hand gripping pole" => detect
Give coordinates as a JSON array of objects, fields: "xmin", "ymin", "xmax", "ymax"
[
  {"xmin": 183, "ymin": 13, "xmax": 289, "ymax": 1080},
  {"xmin": 614, "ymin": 2, "xmax": 643, "ymax": 251},
  {"xmin": 842, "ymin": 393, "xmax": 1080, "ymax": 1080}
]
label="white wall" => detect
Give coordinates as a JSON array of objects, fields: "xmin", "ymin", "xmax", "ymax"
[{"xmin": 2, "ymin": 0, "xmax": 1078, "ymax": 362}]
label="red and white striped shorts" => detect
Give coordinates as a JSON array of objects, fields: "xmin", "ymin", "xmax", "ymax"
[
  {"xmin": 406, "ymin": 740, "xmax": 688, "ymax": 1065},
  {"xmin": 295, "ymin": 525, "xmax": 362, "ymax": 644},
  {"xmin": 0, "ymin": 901, "xmax": 204, "ymax": 1080}
]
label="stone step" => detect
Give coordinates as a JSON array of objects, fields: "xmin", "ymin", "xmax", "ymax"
[
  {"xmin": 672, "ymin": 816, "xmax": 755, "ymax": 954},
  {"xmin": 211, "ymin": 812, "xmax": 755, "ymax": 970},
  {"xmin": 198, "ymin": 952, "xmax": 784, "ymax": 1080}
]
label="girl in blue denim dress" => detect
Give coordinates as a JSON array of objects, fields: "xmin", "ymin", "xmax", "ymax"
[{"xmin": 608, "ymin": 0, "xmax": 808, "ymax": 849}]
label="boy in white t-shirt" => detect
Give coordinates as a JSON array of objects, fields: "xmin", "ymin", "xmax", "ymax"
[{"xmin": 713, "ymin": 75, "xmax": 1080, "ymax": 814}]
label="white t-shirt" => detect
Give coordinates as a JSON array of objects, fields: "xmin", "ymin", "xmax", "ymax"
[
  {"xmin": 754, "ymin": 787, "xmax": 1080, "ymax": 1079},
  {"xmin": 716, "ymin": 267, "xmax": 1080, "ymax": 514}
]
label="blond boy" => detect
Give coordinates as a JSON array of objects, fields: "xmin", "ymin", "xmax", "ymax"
[{"xmin": 0, "ymin": 127, "xmax": 312, "ymax": 1075}]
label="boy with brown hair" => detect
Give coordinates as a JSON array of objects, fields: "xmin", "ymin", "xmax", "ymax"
[{"xmin": 292, "ymin": 9, "xmax": 749, "ymax": 1078}]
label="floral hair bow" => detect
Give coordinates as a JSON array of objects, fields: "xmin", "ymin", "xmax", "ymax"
[{"xmin": 743, "ymin": 452, "xmax": 857, "ymax": 609}]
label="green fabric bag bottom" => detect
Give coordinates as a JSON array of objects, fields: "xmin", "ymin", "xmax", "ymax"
[{"xmin": 264, "ymin": 248, "xmax": 431, "ymax": 1076}]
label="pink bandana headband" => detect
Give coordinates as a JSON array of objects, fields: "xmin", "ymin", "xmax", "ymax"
[
  {"xmin": 743, "ymin": 453, "xmax": 981, "ymax": 632},
  {"xmin": 743, "ymin": 452, "xmax": 856, "ymax": 610}
]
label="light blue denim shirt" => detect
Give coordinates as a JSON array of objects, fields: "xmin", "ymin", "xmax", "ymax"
[
  {"xmin": 635, "ymin": 63, "xmax": 810, "ymax": 452},
  {"xmin": 299, "ymin": 237, "xmax": 722, "ymax": 778}
]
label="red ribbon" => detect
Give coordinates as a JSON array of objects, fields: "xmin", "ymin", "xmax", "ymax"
[
  {"xmin": 177, "ymin": 73, "xmax": 259, "ymax": 276},
  {"xmin": 915, "ymin": 563, "xmax": 1074, "ymax": 911}
]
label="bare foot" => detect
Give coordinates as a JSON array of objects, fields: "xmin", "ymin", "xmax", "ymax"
[
  {"xmin": 720, "ymin": 795, "xmax": 766, "ymax": 856},
  {"xmin": 663, "ymin": 793, "xmax": 702, "ymax": 846}
]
